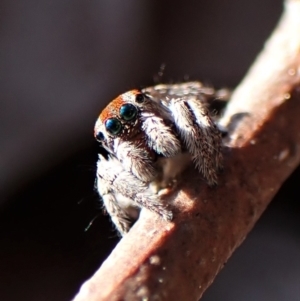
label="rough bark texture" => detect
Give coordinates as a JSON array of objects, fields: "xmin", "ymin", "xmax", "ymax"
[{"xmin": 73, "ymin": 1, "xmax": 300, "ymax": 300}]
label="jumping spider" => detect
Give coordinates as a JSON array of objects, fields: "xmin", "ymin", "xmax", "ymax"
[{"xmin": 94, "ymin": 82, "xmax": 226, "ymax": 235}]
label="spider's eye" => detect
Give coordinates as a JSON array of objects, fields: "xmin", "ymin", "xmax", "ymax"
[
  {"xmin": 119, "ymin": 103, "xmax": 137, "ymax": 121},
  {"xmin": 105, "ymin": 118, "xmax": 122, "ymax": 135},
  {"xmin": 135, "ymin": 93, "xmax": 145, "ymax": 103},
  {"xmin": 95, "ymin": 131, "xmax": 105, "ymax": 141}
]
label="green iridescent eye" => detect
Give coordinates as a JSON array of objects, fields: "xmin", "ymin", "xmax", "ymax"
[
  {"xmin": 119, "ymin": 103, "xmax": 137, "ymax": 121},
  {"xmin": 105, "ymin": 118, "xmax": 122, "ymax": 135}
]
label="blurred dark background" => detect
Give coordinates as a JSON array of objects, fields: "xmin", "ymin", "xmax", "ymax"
[{"xmin": 1, "ymin": 1, "xmax": 299, "ymax": 300}]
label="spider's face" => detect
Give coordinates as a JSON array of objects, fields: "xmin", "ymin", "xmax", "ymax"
[{"xmin": 94, "ymin": 90, "xmax": 151, "ymax": 150}]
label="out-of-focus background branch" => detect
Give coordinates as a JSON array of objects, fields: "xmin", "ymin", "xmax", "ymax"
[{"xmin": 0, "ymin": 1, "xmax": 299, "ymax": 301}]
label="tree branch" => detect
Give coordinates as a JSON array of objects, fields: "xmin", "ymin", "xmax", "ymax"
[{"xmin": 73, "ymin": 1, "xmax": 300, "ymax": 300}]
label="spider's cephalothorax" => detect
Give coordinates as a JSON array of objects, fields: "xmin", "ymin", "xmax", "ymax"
[{"xmin": 94, "ymin": 82, "xmax": 224, "ymax": 235}]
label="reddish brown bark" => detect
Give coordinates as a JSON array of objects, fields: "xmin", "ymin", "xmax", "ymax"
[{"xmin": 73, "ymin": 1, "xmax": 300, "ymax": 300}]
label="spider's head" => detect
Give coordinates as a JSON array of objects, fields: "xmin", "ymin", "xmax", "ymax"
[{"xmin": 94, "ymin": 90, "xmax": 150, "ymax": 148}]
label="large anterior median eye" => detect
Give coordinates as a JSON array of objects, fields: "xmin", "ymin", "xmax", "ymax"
[
  {"xmin": 105, "ymin": 118, "xmax": 122, "ymax": 135},
  {"xmin": 119, "ymin": 103, "xmax": 137, "ymax": 121}
]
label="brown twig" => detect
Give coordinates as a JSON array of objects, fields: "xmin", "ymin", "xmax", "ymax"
[{"xmin": 73, "ymin": 1, "xmax": 300, "ymax": 300}]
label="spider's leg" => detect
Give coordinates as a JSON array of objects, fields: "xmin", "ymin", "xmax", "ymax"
[
  {"xmin": 169, "ymin": 97, "xmax": 222, "ymax": 185},
  {"xmin": 97, "ymin": 155, "xmax": 173, "ymax": 235},
  {"xmin": 96, "ymin": 156, "xmax": 135, "ymax": 235}
]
